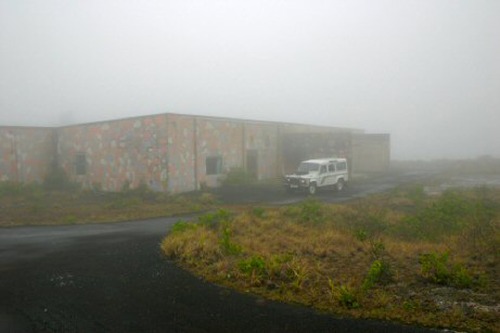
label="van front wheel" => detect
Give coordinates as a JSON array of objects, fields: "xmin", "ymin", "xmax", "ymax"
[{"xmin": 308, "ymin": 183, "xmax": 317, "ymax": 195}]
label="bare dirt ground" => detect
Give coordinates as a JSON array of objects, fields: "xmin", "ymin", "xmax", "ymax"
[{"xmin": 3, "ymin": 171, "xmax": 494, "ymax": 333}]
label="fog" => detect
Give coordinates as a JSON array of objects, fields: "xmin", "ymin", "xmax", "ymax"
[{"xmin": 0, "ymin": 0, "xmax": 499, "ymax": 160}]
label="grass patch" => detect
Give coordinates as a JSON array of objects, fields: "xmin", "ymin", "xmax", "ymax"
[
  {"xmin": 0, "ymin": 182, "xmax": 217, "ymax": 227},
  {"xmin": 162, "ymin": 186, "xmax": 500, "ymax": 332}
]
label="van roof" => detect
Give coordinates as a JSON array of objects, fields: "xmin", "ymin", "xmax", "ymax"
[{"xmin": 302, "ymin": 158, "xmax": 347, "ymax": 164}]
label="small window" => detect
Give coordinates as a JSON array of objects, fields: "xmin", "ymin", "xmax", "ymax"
[
  {"xmin": 75, "ymin": 153, "xmax": 86, "ymax": 175},
  {"xmin": 336, "ymin": 162, "xmax": 347, "ymax": 171},
  {"xmin": 328, "ymin": 163, "xmax": 335, "ymax": 172},
  {"xmin": 206, "ymin": 156, "xmax": 223, "ymax": 175}
]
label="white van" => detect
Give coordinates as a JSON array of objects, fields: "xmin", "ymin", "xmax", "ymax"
[{"xmin": 284, "ymin": 158, "xmax": 349, "ymax": 195}]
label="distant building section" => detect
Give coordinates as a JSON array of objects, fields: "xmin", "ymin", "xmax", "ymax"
[
  {"xmin": 351, "ymin": 134, "xmax": 391, "ymax": 174},
  {"xmin": 0, "ymin": 127, "xmax": 55, "ymax": 183},
  {"xmin": 0, "ymin": 112, "xmax": 390, "ymax": 193}
]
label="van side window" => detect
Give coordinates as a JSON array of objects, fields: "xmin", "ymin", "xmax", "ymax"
[
  {"xmin": 328, "ymin": 163, "xmax": 335, "ymax": 172},
  {"xmin": 337, "ymin": 162, "xmax": 347, "ymax": 171}
]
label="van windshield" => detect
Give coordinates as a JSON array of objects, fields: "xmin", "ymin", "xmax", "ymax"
[{"xmin": 297, "ymin": 162, "xmax": 320, "ymax": 173}]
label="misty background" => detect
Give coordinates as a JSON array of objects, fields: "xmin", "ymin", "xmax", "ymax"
[{"xmin": 0, "ymin": 0, "xmax": 498, "ymax": 160}]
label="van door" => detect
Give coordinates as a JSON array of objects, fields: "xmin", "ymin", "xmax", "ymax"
[
  {"xmin": 326, "ymin": 162, "xmax": 336, "ymax": 186},
  {"xmin": 335, "ymin": 161, "xmax": 348, "ymax": 181}
]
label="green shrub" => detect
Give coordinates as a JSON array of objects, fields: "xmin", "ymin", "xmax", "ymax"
[
  {"xmin": 453, "ymin": 265, "xmax": 473, "ymax": 288},
  {"xmin": 460, "ymin": 187, "xmax": 499, "ymax": 251},
  {"xmin": 406, "ymin": 184, "xmax": 426, "ymax": 206},
  {"xmin": 222, "ymin": 167, "xmax": 254, "ymax": 186},
  {"xmin": 220, "ymin": 225, "xmax": 242, "ymax": 255},
  {"xmin": 299, "ymin": 198, "xmax": 325, "ymax": 224},
  {"xmin": 369, "ymin": 240, "xmax": 386, "ymax": 259},
  {"xmin": 171, "ymin": 220, "xmax": 197, "ymax": 234},
  {"xmin": 64, "ymin": 215, "xmax": 78, "ymax": 224},
  {"xmin": 0, "ymin": 181, "xmax": 23, "ymax": 197},
  {"xmin": 283, "ymin": 205, "xmax": 301, "ymax": 218},
  {"xmin": 419, "ymin": 251, "xmax": 474, "ymax": 288},
  {"xmin": 346, "ymin": 203, "xmax": 388, "ymax": 237},
  {"xmin": 419, "ymin": 252, "xmax": 451, "ymax": 284},
  {"xmin": 252, "ymin": 207, "xmax": 266, "ymax": 218},
  {"xmin": 395, "ymin": 189, "xmax": 477, "ymax": 241},
  {"xmin": 354, "ymin": 229, "xmax": 368, "ymax": 242},
  {"xmin": 362, "ymin": 259, "xmax": 392, "ymax": 291},
  {"xmin": 403, "ymin": 300, "xmax": 418, "ymax": 311},
  {"xmin": 238, "ymin": 256, "xmax": 267, "ymax": 276},
  {"xmin": 199, "ymin": 209, "xmax": 232, "ymax": 229},
  {"xmin": 265, "ymin": 254, "xmax": 294, "ymax": 281},
  {"xmin": 0, "ymin": 181, "xmax": 45, "ymax": 199}
]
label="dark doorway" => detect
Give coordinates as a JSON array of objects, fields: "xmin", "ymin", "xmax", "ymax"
[{"xmin": 246, "ymin": 150, "xmax": 258, "ymax": 179}]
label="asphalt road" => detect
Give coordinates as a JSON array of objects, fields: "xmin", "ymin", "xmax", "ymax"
[{"xmin": 0, "ymin": 173, "xmax": 441, "ymax": 333}]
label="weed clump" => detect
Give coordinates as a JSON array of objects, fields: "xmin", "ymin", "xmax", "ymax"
[
  {"xmin": 199, "ymin": 209, "xmax": 232, "ymax": 229},
  {"xmin": 419, "ymin": 252, "xmax": 474, "ymax": 288},
  {"xmin": 328, "ymin": 279, "xmax": 360, "ymax": 309}
]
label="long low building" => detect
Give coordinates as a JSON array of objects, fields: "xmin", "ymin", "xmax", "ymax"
[{"xmin": 0, "ymin": 112, "xmax": 390, "ymax": 193}]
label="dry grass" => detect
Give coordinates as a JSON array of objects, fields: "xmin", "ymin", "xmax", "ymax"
[{"xmin": 162, "ymin": 187, "xmax": 500, "ymax": 332}]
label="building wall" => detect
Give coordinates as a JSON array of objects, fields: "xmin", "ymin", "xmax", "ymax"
[
  {"xmin": 1, "ymin": 113, "xmax": 390, "ymax": 193},
  {"xmin": 195, "ymin": 116, "xmax": 245, "ymax": 188},
  {"xmin": 351, "ymin": 134, "xmax": 391, "ymax": 174},
  {"xmin": 242, "ymin": 122, "xmax": 281, "ymax": 179},
  {"xmin": 0, "ymin": 127, "xmax": 55, "ymax": 183},
  {"xmin": 57, "ymin": 115, "xmax": 168, "ymax": 191},
  {"xmin": 165, "ymin": 114, "xmax": 196, "ymax": 193}
]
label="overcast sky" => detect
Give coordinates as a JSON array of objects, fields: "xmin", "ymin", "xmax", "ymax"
[{"xmin": 0, "ymin": 0, "xmax": 499, "ymax": 160}]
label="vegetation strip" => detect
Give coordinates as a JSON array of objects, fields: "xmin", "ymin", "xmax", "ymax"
[
  {"xmin": 162, "ymin": 185, "xmax": 500, "ymax": 333},
  {"xmin": 0, "ymin": 181, "xmax": 218, "ymax": 227}
]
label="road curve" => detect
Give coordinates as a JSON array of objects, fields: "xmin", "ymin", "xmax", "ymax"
[{"xmin": 0, "ymin": 175, "xmax": 442, "ymax": 333}]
